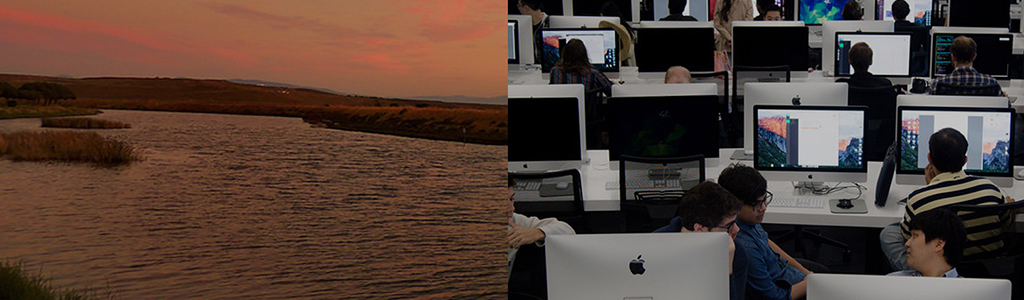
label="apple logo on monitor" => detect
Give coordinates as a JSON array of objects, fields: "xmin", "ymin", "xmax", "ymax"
[
  {"xmin": 792, "ymin": 95, "xmax": 801, "ymax": 106},
  {"xmin": 629, "ymin": 254, "xmax": 646, "ymax": 275}
]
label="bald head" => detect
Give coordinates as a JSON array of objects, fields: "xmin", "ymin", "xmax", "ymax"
[{"xmin": 665, "ymin": 66, "xmax": 692, "ymax": 84}]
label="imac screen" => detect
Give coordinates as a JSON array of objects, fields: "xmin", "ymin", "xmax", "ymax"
[
  {"xmin": 508, "ymin": 20, "xmax": 519, "ymax": 64},
  {"xmin": 898, "ymin": 107, "xmax": 1013, "ymax": 176},
  {"xmin": 539, "ymin": 28, "xmax": 619, "ymax": 73},
  {"xmin": 932, "ymin": 33, "xmax": 1013, "ymax": 79},
  {"xmin": 835, "ymin": 32, "xmax": 912, "ymax": 76},
  {"xmin": 755, "ymin": 106, "xmax": 865, "ymax": 170},
  {"xmin": 509, "ymin": 97, "xmax": 583, "ymax": 163},
  {"xmin": 799, "ymin": 0, "xmax": 854, "ymax": 25},
  {"xmin": 608, "ymin": 95, "xmax": 720, "ymax": 161}
]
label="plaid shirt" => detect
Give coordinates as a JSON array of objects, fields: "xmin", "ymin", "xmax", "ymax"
[
  {"xmin": 549, "ymin": 66, "xmax": 613, "ymax": 96},
  {"xmin": 927, "ymin": 66, "xmax": 999, "ymax": 94}
]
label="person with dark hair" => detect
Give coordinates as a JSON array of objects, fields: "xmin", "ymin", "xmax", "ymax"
[
  {"xmin": 753, "ymin": 0, "xmax": 776, "ymax": 21},
  {"xmin": 762, "ymin": 4, "xmax": 783, "ymax": 21},
  {"xmin": 518, "ymin": 0, "xmax": 549, "ymax": 63},
  {"xmin": 654, "ymin": 181, "xmax": 747, "ymax": 300},
  {"xmin": 718, "ymin": 164, "xmax": 818, "ymax": 300},
  {"xmin": 888, "ymin": 209, "xmax": 967, "ymax": 277},
  {"xmin": 879, "ymin": 128, "xmax": 1013, "ymax": 271},
  {"xmin": 549, "ymin": 39, "xmax": 614, "ymax": 96},
  {"xmin": 600, "ymin": 1, "xmax": 636, "ymax": 38},
  {"xmin": 661, "ymin": 0, "xmax": 699, "ymax": 21},
  {"xmin": 835, "ymin": 42, "xmax": 893, "ymax": 88},
  {"xmin": 841, "ymin": 0, "xmax": 863, "ymax": 20},
  {"xmin": 891, "ymin": 0, "xmax": 929, "ymax": 75},
  {"xmin": 713, "ymin": 0, "xmax": 753, "ymax": 51},
  {"xmin": 506, "ymin": 176, "xmax": 575, "ymax": 269},
  {"xmin": 927, "ymin": 36, "xmax": 1000, "ymax": 94}
]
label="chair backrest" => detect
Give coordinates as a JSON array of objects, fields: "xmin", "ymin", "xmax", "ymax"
[
  {"xmin": 934, "ymin": 82, "xmax": 1003, "ymax": 96},
  {"xmin": 946, "ymin": 201, "xmax": 1024, "ymax": 263},
  {"xmin": 848, "ymin": 85, "xmax": 898, "ymax": 161},
  {"xmin": 732, "ymin": 65, "xmax": 791, "ymax": 105},
  {"xmin": 618, "ymin": 155, "xmax": 704, "ymax": 231},
  {"xmin": 509, "ymin": 169, "xmax": 584, "ymax": 218}
]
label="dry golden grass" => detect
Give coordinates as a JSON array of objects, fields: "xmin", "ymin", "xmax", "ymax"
[
  {"xmin": 0, "ymin": 131, "xmax": 141, "ymax": 166},
  {"xmin": 307, "ymin": 106, "xmax": 508, "ymax": 144},
  {"xmin": 41, "ymin": 117, "xmax": 131, "ymax": 129},
  {"xmin": 0, "ymin": 105, "xmax": 99, "ymax": 120}
]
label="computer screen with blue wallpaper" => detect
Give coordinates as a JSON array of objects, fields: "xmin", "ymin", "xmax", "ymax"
[{"xmin": 800, "ymin": 0, "xmax": 854, "ymax": 25}]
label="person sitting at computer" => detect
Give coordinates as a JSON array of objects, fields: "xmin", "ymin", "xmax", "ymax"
[
  {"xmin": 888, "ymin": 209, "xmax": 967, "ymax": 277},
  {"xmin": 654, "ymin": 181, "xmax": 748, "ymax": 300},
  {"xmin": 517, "ymin": 0, "xmax": 549, "ymax": 63},
  {"xmin": 549, "ymin": 39, "xmax": 614, "ymax": 96},
  {"xmin": 926, "ymin": 36, "xmax": 1001, "ymax": 95},
  {"xmin": 891, "ymin": 0, "xmax": 929, "ymax": 52},
  {"xmin": 879, "ymin": 128, "xmax": 1013, "ymax": 271},
  {"xmin": 835, "ymin": 42, "xmax": 893, "ymax": 88},
  {"xmin": 761, "ymin": 4, "xmax": 783, "ymax": 21},
  {"xmin": 664, "ymin": 66, "xmax": 692, "ymax": 83},
  {"xmin": 661, "ymin": 0, "xmax": 699, "ymax": 21},
  {"xmin": 753, "ymin": 0, "xmax": 775, "ymax": 21},
  {"xmin": 713, "ymin": 0, "xmax": 753, "ymax": 51},
  {"xmin": 507, "ymin": 177, "xmax": 575, "ymax": 267},
  {"xmin": 841, "ymin": 0, "xmax": 863, "ymax": 20},
  {"xmin": 718, "ymin": 164, "xmax": 827, "ymax": 300}
]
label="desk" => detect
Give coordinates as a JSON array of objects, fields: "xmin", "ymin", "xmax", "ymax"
[{"xmin": 579, "ymin": 149, "xmax": 1024, "ymax": 228}]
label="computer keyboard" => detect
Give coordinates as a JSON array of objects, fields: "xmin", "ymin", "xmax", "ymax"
[
  {"xmin": 772, "ymin": 197, "xmax": 827, "ymax": 208},
  {"xmin": 514, "ymin": 181, "xmax": 542, "ymax": 191},
  {"xmin": 605, "ymin": 180, "xmax": 682, "ymax": 190}
]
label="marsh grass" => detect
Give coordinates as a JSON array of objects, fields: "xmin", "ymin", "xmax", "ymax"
[
  {"xmin": 41, "ymin": 118, "xmax": 131, "ymax": 129},
  {"xmin": 0, "ymin": 105, "xmax": 99, "ymax": 120},
  {"xmin": 0, "ymin": 131, "xmax": 141, "ymax": 166},
  {"xmin": 0, "ymin": 261, "xmax": 115, "ymax": 300}
]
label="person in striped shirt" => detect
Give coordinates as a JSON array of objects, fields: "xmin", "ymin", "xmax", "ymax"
[
  {"xmin": 879, "ymin": 128, "xmax": 1014, "ymax": 271},
  {"xmin": 548, "ymin": 39, "xmax": 614, "ymax": 97}
]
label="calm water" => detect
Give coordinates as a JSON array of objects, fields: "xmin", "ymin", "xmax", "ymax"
[{"xmin": 0, "ymin": 110, "xmax": 507, "ymax": 299}]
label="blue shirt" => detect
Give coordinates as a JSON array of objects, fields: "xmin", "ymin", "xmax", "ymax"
[
  {"xmin": 656, "ymin": 217, "xmax": 748, "ymax": 300},
  {"xmin": 887, "ymin": 268, "xmax": 961, "ymax": 278},
  {"xmin": 735, "ymin": 220, "xmax": 807, "ymax": 300}
]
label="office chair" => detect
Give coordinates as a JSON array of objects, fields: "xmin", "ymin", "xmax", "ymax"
[
  {"xmin": 933, "ymin": 82, "xmax": 1003, "ymax": 96},
  {"xmin": 771, "ymin": 223, "xmax": 853, "ymax": 262},
  {"xmin": 509, "ymin": 244, "xmax": 548, "ymax": 300},
  {"xmin": 732, "ymin": 65, "xmax": 791, "ymax": 117},
  {"xmin": 509, "ymin": 169, "xmax": 589, "ymax": 233},
  {"xmin": 946, "ymin": 202, "xmax": 1024, "ymax": 298},
  {"xmin": 691, "ymin": 71, "xmax": 737, "ymax": 147},
  {"xmin": 845, "ymin": 85, "xmax": 898, "ymax": 161},
  {"xmin": 618, "ymin": 155, "xmax": 705, "ymax": 232}
]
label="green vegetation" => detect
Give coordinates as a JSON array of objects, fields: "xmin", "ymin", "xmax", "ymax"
[
  {"xmin": 0, "ymin": 81, "xmax": 77, "ymax": 106},
  {"xmin": 41, "ymin": 118, "xmax": 130, "ymax": 129},
  {"xmin": 0, "ymin": 261, "xmax": 115, "ymax": 300},
  {"xmin": 0, "ymin": 106, "xmax": 99, "ymax": 120},
  {"xmin": 0, "ymin": 131, "xmax": 141, "ymax": 166}
]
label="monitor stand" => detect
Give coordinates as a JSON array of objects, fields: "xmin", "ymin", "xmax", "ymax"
[
  {"xmin": 730, "ymin": 149, "xmax": 753, "ymax": 161},
  {"xmin": 793, "ymin": 181, "xmax": 825, "ymax": 195}
]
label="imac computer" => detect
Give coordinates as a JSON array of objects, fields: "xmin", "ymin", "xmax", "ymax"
[
  {"xmin": 608, "ymin": 84, "xmax": 721, "ymax": 167},
  {"xmin": 508, "ymin": 84, "xmax": 587, "ymax": 172},
  {"xmin": 834, "ymin": 32, "xmax": 912, "ymax": 76},
  {"xmin": 732, "ymin": 21, "xmax": 809, "ymax": 73},
  {"xmin": 876, "ymin": 0, "xmax": 932, "ymax": 26},
  {"xmin": 753, "ymin": 105, "xmax": 868, "ymax": 183},
  {"xmin": 820, "ymin": 20, "xmax": 894, "ymax": 76},
  {"xmin": 807, "ymin": 273, "xmax": 1011, "ymax": 300},
  {"xmin": 539, "ymin": 28, "xmax": 619, "ymax": 73},
  {"xmin": 799, "ymin": 0, "xmax": 857, "ymax": 25},
  {"xmin": 546, "ymin": 233, "xmax": 730, "ymax": 300},
  {"xmin": 930, "ymin": 27, "xmax": 1014, "ymax": 79},
  {"xmin": 895, "ymin": 106, "xmax": 1015, "ymax": 187},
  {"xmin": 568, "ymin": 0, "xmax": 636, "ymax": 21},
  {"xmin": 508, "ymin": 15, "xmax": 535, "ymax": 66},
  {"xmin": 547, "ymin": 15, "xmax": 620, "ymax": 29},
  {"xmin": 948, "ymin": 0, "xmax": 1011, "ymax": 29},
  {"xmin": 741, "ymin": 82, "xmax": 849, "ymax": 156},
  {"xmin": 648, "ymin": 0, "xmax": 711, "ymax": 21},
  {"xmin": 634, "ymin": 22, "xmax": 716, "ymax": 73}
]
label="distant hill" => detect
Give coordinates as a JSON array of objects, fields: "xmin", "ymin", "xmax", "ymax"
[
  {"xmin": 410, "ymin": 95, "xmax": 508, "ymax": 105},
  {"xmin": 226, "ymin": 79, "xmax": 349, "ymax": 96}
]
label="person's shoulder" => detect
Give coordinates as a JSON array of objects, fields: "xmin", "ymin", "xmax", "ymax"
[{"xmin": 886, "ymin": 270, "xmax": 918, "ymax": 276}]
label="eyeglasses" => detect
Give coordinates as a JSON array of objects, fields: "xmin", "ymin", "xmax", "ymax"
[
  {"xmin": 715, "ymin": 220, "xmax": 737, "ymax": 230},
  {"xmin": 749, "ymin": 191, "xmax": 773, "ymax": 207}
]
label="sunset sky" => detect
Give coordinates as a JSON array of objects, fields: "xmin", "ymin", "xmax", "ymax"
[{"xmin": 0, "ymin": 1, "xmax": 505, "ymax": 99}]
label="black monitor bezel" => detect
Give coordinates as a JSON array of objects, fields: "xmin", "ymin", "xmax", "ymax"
[
  {"xmin": 633, "ymin": 26, "xmax": 717, "ymax": 73},
  {"xmin": 752, "ymin": 104, "xmax": 869, "ymax": 173},
  {"xmin": 894, "ymin": 105, "xmax": 1016, "ymax": 178}
]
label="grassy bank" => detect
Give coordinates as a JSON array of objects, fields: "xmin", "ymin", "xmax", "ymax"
[
  {"xmin": 0, "ymin": 261, "xmax": 114, "ymax": 300},
  {"xmin": 0, "ymin": 105, "xmax": 99, "ymax": 120},
  {"xmin": 41, "ymin": 118, "xmax": 131, "ymax": 129},
  {"xmin": 0, "ymin": 131, "xmax": 141, "ymax": 166}
]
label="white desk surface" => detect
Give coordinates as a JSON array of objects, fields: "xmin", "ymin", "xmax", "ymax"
[{"xmin": 580, "ymin": 149, "xmax": 1024, "ymax": 229}]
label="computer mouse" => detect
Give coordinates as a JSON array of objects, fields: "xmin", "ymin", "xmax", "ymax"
[
  {"xmin": 556, "ymin": 182, "xmax": 570, "ymax": 190},
  {"xmin": 837, "ymin": 199, "xmax": 854, "ymax": 209}
]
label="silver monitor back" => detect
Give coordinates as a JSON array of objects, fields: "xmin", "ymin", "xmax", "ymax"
[
  {"xmin": 743, "ymin": 82, "xmax": 849, "ymax": 153},
  {"xmin": 807, "ymin": 273, "xmax": 1011, "ymax": 300},
  {"xmin": 548, "ymin": 15, "xmax": 620, "ymax": 29}
]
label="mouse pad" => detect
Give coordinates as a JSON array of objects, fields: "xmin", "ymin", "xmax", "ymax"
[
  {"xmin": 829, "ymin": 199, "xmax": 868, "ymax": 214},
  {"xmin": 539, "ymin": 183, "xmax": 575, "ymax": 197}
]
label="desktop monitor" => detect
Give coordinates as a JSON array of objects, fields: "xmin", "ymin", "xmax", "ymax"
[
  {"xmin": 834, "ymin": 32, "xmax": 912, "ymax": 76},
  {"xmin": 820, "ymin": 20, "xmax": 895, "ymax": 76},
  {"xmin": 895, "ymin": 106, "xmax": 1015, "ymax": 187},
  {"xmin": 608, "ymin": 84, "xmax": 721, "ymax": 166},
  {"xmin": 546, "ymin": 233, "xmax": 730, "ymax": 300},
  {"xmin": 509, "ymin": 15, "xmax": 535, "ymax": 65},
  {"xmin": 807, "ymin": 273, "xmax": 1011, "ymax": 300},
  {"xmin": 539, "ymin": 28, "xmax": 619, "ymax": 73},
  {"xmin": 753, "ymin": 105, "xmax": 868, "ymax": 183},
  {"xmin": 876, "ymin": 0, "xmax": 932, "ymax": 25},
  {"xmin": 948, "ymin": 0, "xmax": 1011, "ymax": 29},
  {"xmin": 742, "ymin": 82, "xmax": 849, "ymax": 154},
  {"xmin": 799, "ymin": 0, "xmax": 856, "ymax": 25},
  {"xmin": 508, "ymin": 0, "xmax": 567, "ymax": 15},
  {"xmin": 648, "ymin": 0, "xmax": 711, "ymax": 21},
  {"xmin": 547, "ymin": 15, "xmax": 620, "ymax": 28},
  {"xmin": 930, "ymin": 28, "xmax": 1014, "ymax": 79},
  {"xmin": 569, "ymin": 0, "xmax": 635, "ymax": 21},
  {"xmin": 731, "ymin": 21, "xmax": 809, "ymax": 72},
  {"xmin": 634, "ymin": 22, "xmax": 716, "ymax": 73},
  {"xmin": 508, "ymin": 84, "xmax": 587, "ymax": 172},
  {"xmin": 509, "ymin": 20, "xmax": 520, "ymax": 65}
]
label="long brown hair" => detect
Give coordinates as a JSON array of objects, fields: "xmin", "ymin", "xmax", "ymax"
[
  {"xmin": 556, "ymin": 39, "xmax": 593, "ymax": 76},
  {"xmin": 717, "ymin": 0, "xmax": 734, "ymax": 22}
]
